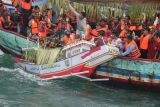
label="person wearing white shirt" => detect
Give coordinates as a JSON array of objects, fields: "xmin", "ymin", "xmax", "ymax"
[{"xmin": 65, "ymin": 0, "xmax": 87, "ymax": 39}]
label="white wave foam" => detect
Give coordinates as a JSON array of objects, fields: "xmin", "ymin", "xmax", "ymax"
[
  {"xmin": 16, "ymin": 68, "xmax": 52, "ymax": 86},
  {"xmin": 0, "ymin": 50, "xmax": 4, "ymax": 56},
  {"xmin": 0, "ymin": 67, "xmax": 17, "ymax": 72},
  {"xmin": 0, "ymin": 67, "xmax": 51, "ymax": 86},
  {"xmin": 0, "ymin": 99, "xmax": 10, "ymax": 107}
]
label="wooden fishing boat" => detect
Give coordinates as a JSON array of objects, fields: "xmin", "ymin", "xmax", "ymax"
[
  {"xmin": 0, "ymin": 29, "xmax": 37, "ymax": 57},
  {"xmin": 92, "ymin": 58, "xmax": 160, "ymax": 91},
  {"xmin": 16, "ymin": 40, "xmax": 119, "ymax": 80}
]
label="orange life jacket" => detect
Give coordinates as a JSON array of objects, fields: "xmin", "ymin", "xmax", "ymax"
[
  {"xmin": 31, "ymin": 19, "xmax": 39, "ymax": 35},
  {"xmin": 140, "ymin": 34, "xmax": 150, "ymax": 50},
  {"xmin": 137, "ymin": 25, "xmax": 143, "ymax": 31},
  {"xmin": 87, "ymin": 24, "xmax": 91, "ymax": 36},
  {"xmin": 67, "ymin": 38, "xmax": 72, "ymax": 45},
  {"xmin": 66, "ymin": 23, "xmax": 71, "ymax": 31},
  {"xmin": 129, "ymin": 26, "xmax": 136, "ymax": 31},
  {"xmin": 125, "ymin": 40, "xmax": 141, "ymax": 59},
  {"xmin": 21, "ymin": 0, "xmax": 31, "ymax": 10},
  {"xmin": 7, "ymin": 16, "xmax": 11, "ymax": 22},
  {"xmin": 0, "ymin": 16, "xmax": 4, "ymax": 29},
  {"xmin": 39, "ymin": 21, "xmax": 47, "ymax": 38},
  {"xmin": 63, "ymin": 35, "xmax": 72, "ymax": 45},
  {"xmin": 58, "ymin": 22, "xmax": 62, "ymax": 29},
  {"xmin": 91, "ymin": 29, "xmax": 98, "ymax": 37},
  {"xmin": 149, "ymin": 25, "xmax": 156, "ymax": 29},
  {"xmin": 12, "ymin": 0, "xmax": 19, "ymax": 7},
  {"xmin": 97, "ymin": 27, "xmax": 106, "ymax": 33}
]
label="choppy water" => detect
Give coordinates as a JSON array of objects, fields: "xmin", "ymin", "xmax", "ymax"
[{"xmin": 0, "ymin": 54, "xmax": 160, "ymax": 107}]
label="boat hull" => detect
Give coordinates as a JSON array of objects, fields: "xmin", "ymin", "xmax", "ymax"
[
  {"xmin": 92, "ymin": 58, "xmax": 160, "ymax": 91},
  {"xmin": 16, "ymin": 45, "xmax": 119, "ymax": 80},
  {"xmin": 0, "ymin": 29, "xmax": 37, "ymax": 56}
]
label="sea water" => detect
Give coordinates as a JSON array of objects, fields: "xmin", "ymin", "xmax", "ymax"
[{"xmin": 0, "ymin": 54, "xmax": 160, "ymax": 107}]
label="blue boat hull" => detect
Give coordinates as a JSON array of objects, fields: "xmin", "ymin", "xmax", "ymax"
[
  {"xmin": 0, "ymin": 29, "xmax": 37, "ymax": 57},
  {"xmin": 92, "ymin": 62, "xmax": 160, "ymax": 92}
]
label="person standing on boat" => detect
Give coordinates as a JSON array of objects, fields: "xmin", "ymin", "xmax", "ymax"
[
  {"xmin": 65, "ymin": 0, "xmax": 87, "ymax": 39},
  {"xmin": 28, "ymin": 14, "xmax": 39, "ymax": 38},
  {"xmin": 20, "ymin": 0, "xmax": 39, "ymax": 36},
  {"xmin": 140, "ymin": 27, "xmax": 152, "ymax": 59},
  {"xmin": 20, "ymin": 0, "xmax": 32, "ymax": 36},
  {"xmin": 118, "ymin": 34, "xmax": 141, "ymax": 59}
]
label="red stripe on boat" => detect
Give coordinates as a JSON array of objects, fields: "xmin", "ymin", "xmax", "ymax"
[
  {"xmin": 39, "ymin": 64, "xmax": 86, "ymax": 79},
  {"xmin": 81, "ymin": 47, "xmax": 100, "ymax": 59},
  {"xmin": 15, "ymin": 58, "xmax": 24, "ymax": 62},
  {"xmin": 94, "ymin": 74, "xmax": 160, "ymax": 87}
]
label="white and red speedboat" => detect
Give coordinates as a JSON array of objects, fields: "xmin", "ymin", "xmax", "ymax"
[{"xmin": 16, "ymin": 40, "xmax": 119, "ymax": 80}]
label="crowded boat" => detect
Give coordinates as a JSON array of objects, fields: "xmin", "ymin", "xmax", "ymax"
[{"xmin": 0, "ymin": 0, "xmax": 160, "ymax": 60}]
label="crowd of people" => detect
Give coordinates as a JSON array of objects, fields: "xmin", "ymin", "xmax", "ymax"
[{"xmin": 0, "ymin": 0, "xmax": 160, "ymax": 60}]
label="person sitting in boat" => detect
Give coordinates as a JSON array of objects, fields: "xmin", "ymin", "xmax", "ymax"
[
  {"xmin": 65, "ymin": 0, "xmax": 87, "ymax": 39},
  {"xmin": 110, "ymin": 31, "xmax": 122, "ymax": 46},
  {"xmin": 118, "ymin": 34, "xmax": 141, "ymax": 59}
]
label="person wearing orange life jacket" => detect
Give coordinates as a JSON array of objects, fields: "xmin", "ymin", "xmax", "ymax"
[
  {"xmin": 87, "ymin": 29, "xmax": 98, "ymax": 41},
  {"xmin": 140, "ymin": 27, "xmax": 152, "ymax": 59},
  {"xmin": 96, "ymin": 19, "xmax": 108, "ymax": 35},
  {"xmin": 12, "ymin": 0, "xmax": 19, "ymax": 7},
  {"xmin": 119, "ymin": 27, "xmax": 128, "ymax": 41},
  {"xmin": 65, "ymin": 16, "xmax": 71, "ymax": 31},
  {"xmin": 44, "ymin": 15, "xmax": 52, "ymax": 29},
  {"xmin": 129, "ymin": 25, "xmax": 137, "ymax": 31},
  {"xmin": 39, "ymin": 16, "xmax": 48, "ymax": 38},
  {"xmin": 0, "ymin": 13, "xmax": 4, "ymax": 29},
  {"xmin": 119, "ymin": 34, "xmax": 141, "ymax": 59},
  {"xmin": 66, "ymin": 9, "xmax": 77, "ymax": 31},
  {"xmin": 46, "ymin": 8, "xmax": 52, "ymax": 22},
  {"xmin": 63, "ymin": 31, "xmax": 72, "ymax": 45},
  {"xmin": 20, "ymin": 0, "xmax": 32, "ymax": 36},
  {"xmin": 28, "ymin": 15, "xmax": 39, "ymax": 37},
  {"xmin": 2, "ymin": 11, "xmax": 11, "ymax": 30}
]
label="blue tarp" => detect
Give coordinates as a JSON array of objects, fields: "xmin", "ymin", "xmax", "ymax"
[{"xmin": 32, "ymin": 0, "xmax": 48, "ymax": 6}]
